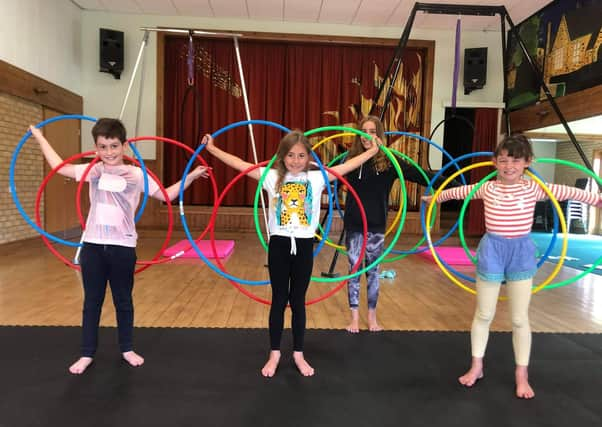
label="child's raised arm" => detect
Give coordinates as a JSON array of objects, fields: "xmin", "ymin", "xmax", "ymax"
[
  {"xmin": 327, "ymin": 135, "xmax": 381, "ymax": 181},
  {"xmin": 152, "ymin": 165, "xmax": 211, "ymax": 202},
  {"xmin": 29, "ymin": 125, "xmax": 77, "ymax": 179},
  {"xmin": 201, "ymin": 134, "xmax": 261, "ymax": 181}
]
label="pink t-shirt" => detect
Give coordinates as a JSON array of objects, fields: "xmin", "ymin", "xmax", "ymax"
[{"xmin": 75, "ymin": 163, "xmax": 160, "ymax": 247}]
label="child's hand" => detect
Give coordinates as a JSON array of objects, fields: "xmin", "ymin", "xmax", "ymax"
[
  {"xmin": 421, "ymin": 195, "xmax": 435, "ymax": 204},
  {"xmin": 367, "ymin": 136, "xmax": 382, "ymax": 155},
  {"xmin": 29, "ymin": 125, "xmax": 43, "ymax": 141},
  {"xmin": 190, "ymin": 165, "xmax": 211, "ymax": 180},
  {"xmin": 201, "ymin": 134, "xmax": 214, "ymax": 151},
  {"xmin": 596, "ymin": 198, "xmax": 602, "ymax": 209}
]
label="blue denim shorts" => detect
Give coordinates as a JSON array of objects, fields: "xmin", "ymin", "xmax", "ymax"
[{"xmin": 476, "ymin": 233, "xmax": 537, "ymax": 282}]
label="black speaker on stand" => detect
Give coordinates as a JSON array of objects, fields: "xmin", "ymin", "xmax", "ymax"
[
  {"xmin": 463, "ymin": 47, "xmax": 487, "ymax": 95},
  {"xmin": 99, "ymin": 28, "xmax": 124, "ymax": 79}
]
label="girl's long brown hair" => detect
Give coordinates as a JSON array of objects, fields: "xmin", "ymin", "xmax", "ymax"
[
  {"xmin": 348, "ymin": 115, "xmax": 389, "ymax": 173},
  {"xmin": 274, "ymin": 131, "xmax": 312, "ymax": 192}
]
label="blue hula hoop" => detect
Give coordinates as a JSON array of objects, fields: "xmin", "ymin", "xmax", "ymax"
[
  {"xmin": 10, "ymin": 115, "xmax": 151, "ymax": 247},
  {"xmin": 421, "ymin": 152, "xmax": 559, "ymax": 284},
  {"xmin": 385, "ymin": 131, "xmax": 468, "ymax": 256}
]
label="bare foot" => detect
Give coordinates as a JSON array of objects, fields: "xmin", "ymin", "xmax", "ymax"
[
  {"xmin": 261, "ymin": 350, "xmax": 281, "ymax": 377},
  {"xmin": 346, "ymin": 308, "xmax": 360, "ymax": 333},
  {"xmin": 293, "ymin": 351, "xmax": 315, "ymax": 376},
  {"xmin": 515, "ymin": 365, "xmax": 535, "ymax": 399},
  {"xmin": 458, "ymin": 357, "xmax": 484, "ymax": 387},
  {"xmin": 122, "ymin": 351, "xmax": 145, "ymax": 367},
  {"xmin": 69, "ymin": 357, "xmax": 94, "ymax": 374},
  {"xmin": 368, "ymin": 309, "xmax": 383, "ymax": 332}
]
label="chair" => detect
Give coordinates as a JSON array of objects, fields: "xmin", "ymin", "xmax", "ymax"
[
  {"xmin": 533, "ymin": 201, "xmax": 551, "ymax": 232},
  {"xmin": 566, "ymin": 178, "xmax": 590, "ymax": 234},
  {"xmin": 566, "ymin": 199, "xmax": 587, "ymax": 233}
]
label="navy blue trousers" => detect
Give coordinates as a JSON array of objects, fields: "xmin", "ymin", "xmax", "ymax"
[{"xmin": 79, "ymin": 243, "xmax": 137, "ymax": 357}]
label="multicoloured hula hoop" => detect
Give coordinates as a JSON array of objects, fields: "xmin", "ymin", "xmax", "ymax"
[
  {"xmin": 423, "ymin": 161, "xmax": 568, "ymax": 297},
  {"xmin": 124, "ymin": 136, "xmax": 219, "ymax": 265},
  {"xmin": 36, "ymin": 152, "xmax": 171, "ymax": 275},
  {"xmin": 205, "ymin": 160, "xmax": 368, "ymax": 305},
  {"xmin": 421, "ymin": 151, "xmax": 564, "ymax": 284},
  {"xmin": 10, "ymin": 115, "xmax": 150, "ymax": 246},
  {"xmin": 18, "ymin": 115, "xmax": 600, "ymax": 304},
  {"xmin": 387, "ymin": 130, "xmax": 468, "ymax": 258},
  {"xmin": 530, "ymin": 158, "xmax": 602, "ymax": 289},
  {"xmin": 452, "ymin": 168, "xmax": 568, "ymax": 294},
  {"xmin": 456, "ymin": 166, "xmax": 560, "ymax": 268},
  {"xmin": 176, "ymin": 123, "xmax": 363, "ymax": 284}
]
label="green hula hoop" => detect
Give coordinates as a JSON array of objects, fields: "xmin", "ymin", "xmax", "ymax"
[
  {"xmin": 455, "ymin": 157, "xmax": 602, "ymax": 290},
  {"xmin": 253, "ymin": 125, "xmax": 406, "ymax": 283}
]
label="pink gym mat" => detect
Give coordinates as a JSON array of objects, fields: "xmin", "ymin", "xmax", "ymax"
[
  {"xmin": 163, "ymin": 239, "xmax": 235, "ymax": 259},
  {"xmin": 416, "ymin": 246, "xmax": 475, "ymax": 265}
]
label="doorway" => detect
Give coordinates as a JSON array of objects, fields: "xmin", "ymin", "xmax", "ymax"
[
  {"xmin": 441, "ymin": 107, "xmax": 475, "ymax": 212},
  {"xmin": 43, "ymin": 108, "xmax": 82, "ymax": 239}
]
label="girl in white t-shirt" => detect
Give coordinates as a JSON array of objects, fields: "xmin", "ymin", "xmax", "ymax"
[
  {"xmin": 202, "ymin": 130, "xmax": 380, "ymax": 377},
  {"xmin": 30, "ymin": 119, "xmax": 209, "ymax": 375}
]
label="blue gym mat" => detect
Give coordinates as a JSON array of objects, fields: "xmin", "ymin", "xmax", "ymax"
[{"xmin": 531, "ymin": 232, "xmax": 602, "ymax": 276}]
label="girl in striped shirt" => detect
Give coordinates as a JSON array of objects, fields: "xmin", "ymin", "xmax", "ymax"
[{"xmin": 422, "ymin": 134, "xmax": 601, "ymax": 399}]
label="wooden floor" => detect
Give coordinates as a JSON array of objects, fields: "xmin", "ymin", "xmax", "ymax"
[{"xmin": 1, "ymin": 230, "xmax": 601, "ymax": 333}]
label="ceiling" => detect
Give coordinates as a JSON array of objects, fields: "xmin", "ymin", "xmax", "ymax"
[{"xmin": 71, "ymin": 0, "xmax": 552, "ymax": 31}]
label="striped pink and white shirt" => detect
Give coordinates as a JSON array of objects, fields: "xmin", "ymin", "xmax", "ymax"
[{"xmin": 437, "ymin": 180, "xmax": 601, "ymax": 238}]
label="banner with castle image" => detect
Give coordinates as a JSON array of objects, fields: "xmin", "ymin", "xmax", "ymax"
[{"xmin": 506, "ymin": 0, "xmax": 602, "ymax": 111}]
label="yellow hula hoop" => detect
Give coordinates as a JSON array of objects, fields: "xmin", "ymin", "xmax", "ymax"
[
  {"xmin": 527, "ymin": 171, "xmax": 568, "ymax": 294},
  {"xmin": 311, "ymin": 132, "xmax": 405, "ymax": 250},
  {"xmin": 311, "ymin": 132, "xmax": 354, "ymax": 151},
  {"xmin": 424, "ymin": 161, "xmax": 568, "ymax": 297}
]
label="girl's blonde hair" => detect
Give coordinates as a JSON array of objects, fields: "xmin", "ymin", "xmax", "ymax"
[
  {"xmin": 348, "ymin": 115, "xmax": 388, "ymax": 172},
  {"xmin": 274, "ymin": 131, "xmax": 312, "ymax": 191}
]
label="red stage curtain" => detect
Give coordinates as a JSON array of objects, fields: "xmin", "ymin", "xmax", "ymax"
[
  {"xmin": 466, "ymin": 108, "xmax": 499, "ymax": 236},
  {"xmin": 163, "ymin": 37, "xmax": 424, "ymax": 206}
]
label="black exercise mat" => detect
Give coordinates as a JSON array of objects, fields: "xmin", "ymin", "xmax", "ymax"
[{"xmin": 0, "ymin": 326, "xmax": 600, "ymax": 427}]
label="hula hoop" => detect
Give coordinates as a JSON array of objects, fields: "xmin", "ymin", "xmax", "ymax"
[
  {"xmin": 423, "ymin": 161, "xmax": 568, "ymax": 296},
  {"xmin": 384, "ymin": 131, "xmax": 470, "ymax": 257},
  {"xmin": 251, "ymin": 125, "xmax": 407, "ymax": 283},
  {"xmin": 205, "ymin": 161, "xmax": 369, "ymax": 305},
  {"xmin": 35, "ymin": 152, "xmax": 171, "ymax": 274},
  {"xmin": 316, "ymin": 129, "xmax": 460, "ymax": 255},
  {"xmin": 315, "ymin": 148, "xmax": 419, "ymax": 257},
  {"xmin": 456, "ymin": 166, "xmax": 561, "ymax": 269},
  {"xmin": 124, "ymin": 136, "xmax": 219, "ymax": 265},
  {"xmin": 10, "ymin": 115, "xmax": 151, "ymax": 246},
  {"xmin": 529, "ymin": 158, "xmax": 602, "ymax": 289},
  {"xmin": 419, "ymin": 151, "xmax": 501, "ymax": 265}
]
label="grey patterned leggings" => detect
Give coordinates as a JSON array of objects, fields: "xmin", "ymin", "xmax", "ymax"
[{"xmin": 345, "ymin": 231, "xmax": 385, "ymax": 309}]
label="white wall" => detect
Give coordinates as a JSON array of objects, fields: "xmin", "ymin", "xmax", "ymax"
[
  {"xmin": 80, "ymin": 12, "xmax": 505, "ymax": 163},
  {"xmin": 531, "ymin": 139, "xmax": 558, "ymax": 182},
  {"xmin": 0, "ymin": 0, "xmax": 82, "ymax": 95},
  {"xmin": 530, "ymin": 115, "xmax": 602, "ymax": 135}
]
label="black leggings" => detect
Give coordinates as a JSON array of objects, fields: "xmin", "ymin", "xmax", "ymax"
[{"xmin": 267, "ymin": 236, "xmax": 313, "ymax": 352}]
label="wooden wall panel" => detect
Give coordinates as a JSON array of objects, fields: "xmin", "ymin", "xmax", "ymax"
[
  {"xmin": 508, "ymin": 84, "xmax": 602, "ymax": 132},
  {"xmin": 0, "ymin": 60, "xmax": 82, "ymax": 115}
]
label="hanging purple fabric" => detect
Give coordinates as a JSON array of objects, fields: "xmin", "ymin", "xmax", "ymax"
[
  {"xmin": 451, "ymin": 18, "xmax": 461, "ymax": 109},
  {"xmin": 187, "ymin": 31, "xmax": 195, "ymax": 86}
]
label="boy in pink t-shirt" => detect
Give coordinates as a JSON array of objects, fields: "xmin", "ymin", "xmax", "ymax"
[{"xmin": 30, "ymin": 118, "xmax": 209, "ymax": 374}]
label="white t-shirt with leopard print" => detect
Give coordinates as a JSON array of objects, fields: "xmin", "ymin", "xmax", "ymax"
[{"xmin": 260, "ymin": 168, "xmax": 326, "ymax": 239}]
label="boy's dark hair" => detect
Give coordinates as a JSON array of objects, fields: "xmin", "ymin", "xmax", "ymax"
[
  {"xmin": 91, "ymin": 118, "xmax": 127, "ymax": 144},
  {"xmin": 494, "ymin": 133, "xmax": 534, "ymax": 161}
]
